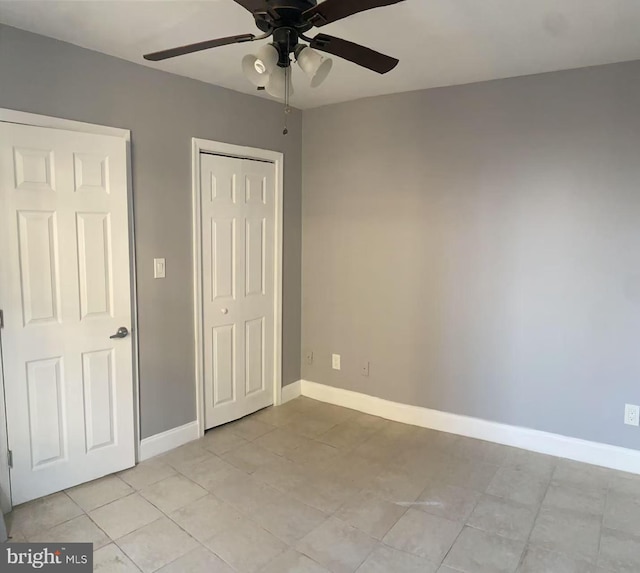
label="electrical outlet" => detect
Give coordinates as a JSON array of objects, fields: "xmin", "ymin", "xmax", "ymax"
[
  {"xmin": 625, "ymin": 404, "xmax": 639, "ymax": 426},
  {"xmin": 306, "ymin": 351, "xmax": 314, "ymax": 365},
  {"xmin": 361, "ymin": 361, "xmax": 369, "ymax": 377},
  {"xmin": 332, "ymin": 354, "xmax": 341, "ymax": 370}
]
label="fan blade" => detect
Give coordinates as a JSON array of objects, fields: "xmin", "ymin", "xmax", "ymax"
[
  {"xmin": 144, "ymin": 34, "xmax": 255, "ymax": 61},
  {"xmin": 232, "ymin": 0, "xmax": 266, "ymax": 13},
  {"xmin": 310, "ymin": 34, "xmax": 398, "ymax": 74},
  {"xmin": 304, "ymin": 0, "xmax": 405, "ymax": 27}
]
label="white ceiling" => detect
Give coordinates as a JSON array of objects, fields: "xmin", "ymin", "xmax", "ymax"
[{"xmin": 2, "ymin": 0, "xmax": 640, "ymax": 109}]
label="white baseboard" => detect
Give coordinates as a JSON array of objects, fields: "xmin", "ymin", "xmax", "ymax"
[
  {"xmin": 281, "ymin": 380, "xmax": 302, "ymax": 404},
  {"xmin": 139, "ymin": 420, "xmax": 200, "ymax": 461},
  {"xmin": 300, "ymin": 380, "xmax": 640, "ymax": 475}
]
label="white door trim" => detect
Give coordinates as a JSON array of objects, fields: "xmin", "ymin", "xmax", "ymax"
[
  {"xmin": 192, "ymin": 138, "xmax": 284, "ymax": 438},
  {"xmin": 0, "ymin": 109, "xmax": 139, "ymax": 512}
]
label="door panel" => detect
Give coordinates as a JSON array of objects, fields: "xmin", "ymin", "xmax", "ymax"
[
  {"xmin": 17, "ymin": 211, "xmax": 61, "ymax": 325},
  {"xmin": 82, "ymin": 349, "xmax": 116, "ymax": 452},
  {"xmin": 0, "ymin": 122, "xmax": 135, "ymax": 505},
  {"xmin": 201, "ymin": 154, "xmax": 275, "ymax": 429},
  {"xmin": 77, "ymin": 212, "xmax": 113, "ymax": 319},
  {"xmin": 26, "ymin": 357, "xmax": 66, "ymax": 468}
]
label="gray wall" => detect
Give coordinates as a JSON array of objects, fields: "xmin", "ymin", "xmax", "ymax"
[
  {"xmin": 0, "ymin": 24, "xmax": 302, "ymax": 439},
  {"xmin": 302, "ymin": 61, "xmax": 640, "ymax": 450}
]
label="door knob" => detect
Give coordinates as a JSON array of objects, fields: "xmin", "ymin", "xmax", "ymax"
[
  {"xmin": 221, "ymin": 308, "xmax": 228, "ymax": 315},
  {"xmin": 110, "ymin": 326, "xmax": 130, "ymax": 339}
]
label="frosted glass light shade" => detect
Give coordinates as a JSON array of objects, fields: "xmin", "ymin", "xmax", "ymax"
[
  {"xmin": 242, "ymin": 44, "xmax": 279, "ymax": 87},
  {"xmin": 266, "ymin": 66, "xmax": 294, "ymax": 98},
  {"xmin": 297, "ymin": 46, "xmax": 332, "ymax": 87}
]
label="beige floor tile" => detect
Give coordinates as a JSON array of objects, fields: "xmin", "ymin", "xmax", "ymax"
[
  {"xmin": 432, "ymin": 457, "xmax": 499, "ymax": 492},
  {"xmin": 487, "ymin": 465, "xmax": 550, "ymax": 506},
  {"xmin": 259, "ymin": 548, "xmax": 331, "ymax": 573},
  {"xmin": 335, "ymin": 490, "xmax": 407, "ymax": 540},
  {"xmin": 383, "ymin": 508, "xmax": 462, "ymax": 562},
  {"xmin": 250, "ymin": 405, "xmax": 306, "ymax": 427},
  {"xmin": 189, "ymin": 462, "xmax": 249, "ymax": 493},
  {"xmin": 89, "ymin": 493, "xmax": 163, "ymax": 540},
  {"xmin": 93, "ymin": 543, "xmax": 141, "ymax": 573},
  {"xmin": 503, "ymin": 450, "xmax": 557, "ymax": 478},
  {"xmin": 517, "ymin": 546, "xmax": 594, "ymax": 573},
  {"xmin": 316, "ymin": 420, "xmax": 378, "ymax": 451},
  {"xmin": 356, "ymin": 544, "xmax": 438, "ymax": 573},
  {"xmin": 176, "ymin": 454, "xmax": 235, "ymax": 489},
  {"xmin": 227, "ymin": 417, "xmax": 277, "ymax": 441},
  {"xmin": 117, "ymin": 517, "xmax": 198, "ymax": 573},
  {"xmin": 253, "ymin": 456, "xmax": 312, "ymax": 492},
  {"xmin": 321, "ymin": 454, "xmax": 383, "ymax": 490},
  {"xmin": 415, "ymin": 481, "xmax": 481, "ymax": 521},
  {"xmin": 296, "ymin": 517, "xmax": 377, "ymax": 573},
  {"xmin": 348, "ymin": 412, "xmax": 388, "ymax": 430},
  {"xmin": 452, "ymin": 437, "xmax": 511, "ymax": 466},
  {"xmin": 608, "ymin": 473, "xmax": 640, "ymax": 497},
  {"xmin": 552, "ymin": 460, "xmax": 611, "ymax": 493},
  {"xmin": 288, "ymin": 473, "xmax": 359, "ymax": 514},
  {"xmin": 67, "ymin": 475, "xmax": 133, "ymax": 512},
  {"xmin": 309, "ymin": 402, "xmax": 357, "ymax": 425},
  {"xmin": 529, "ymin": 507, "xmax": 601, "ymax": 562},
  {"xmin": 117, "ymin": 459, "xmax": 176, "ymax": 491},
  {"xmin": 444, "ymin": 526, "xmax": 525, "ymax": 573},
  {"xmin": 7, "ymin": 492, "xmax": 83, "ymax": 537},
  {"xmin": 598, "ymin": 528, "xmax": 640, "ymax": 573},
  {"xmin": 139, "ymin": 474, "xmax": 207, "ymax": 513},
  {"xmin": 286, "ymin": 441, "xmax": 342, "ymax": 470},
  {"xmin": 603, "ymin": 491, "xmax": 640, "ymax": 536},
  {"xmin": 213, "ymin": 472, "xmax": 281, "ymax": 514},
  {"xmin": 29, "ymin": 514, "xmax": 110, "ymax": 549},
  {"xmin": 12, "ymin": 398, "xmax": 640, "ymax": 573},
  {"xmin": 467, "ymin": 495, "xmax": 537, "ymax": 541},
  {"xmin": 155, "ymin": 546, "xmax": 235, "ymax": 573},
  {"xmin": 282, "ymin": 414, "xmax": 339, "ymax": 439},
  {"xmin": 368, "ymin": 467, "xmax": 427, "ymax": 504},
  {"xmin": 204, "ymin": 517, "xmax": 287, "ymax": 573},
  {"xmin": 543, "ymin": 482, "xmax": 606, "ymax": 516},
  {"xmin": 350, "ymin": 435, "xmax": 403, "ymax": 465},
  {"xmin": 222, "ymin": 442, "xmax": 284, "ymax": 473},
  {"xmin": 169, "ymin": 494, "xmax": 242, "ymax": 542},
  {"xmin": 159, "ymin": 442, "xmax": 212, "ymax": 472},
  {"xmin": 252, "ymin": 494, "xmax": 327, "ymax": 544},
  {"xmin": 254, "ymin": 427, "xmax": 315, "ymax": 456},
  {"xmin": 200, "ymin": 426, "xmax": 249, "ymax": 455},
  {"xmin": 6, "ymin": 531, "xmax": 28, "ymax": 543}
]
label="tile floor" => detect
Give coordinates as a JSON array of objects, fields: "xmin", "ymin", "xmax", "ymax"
[{"xmin": 5, "ymin": 396, "xmax": 640, "ymax": 572}]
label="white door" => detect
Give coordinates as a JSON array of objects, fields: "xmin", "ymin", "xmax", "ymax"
[
  {"xmin": 201, "ymin": 153, "xmax": 276, "ymax": 429},
  {"xmin": 0, "ymin": 122, "xmax": 135, "ymax": 505}
]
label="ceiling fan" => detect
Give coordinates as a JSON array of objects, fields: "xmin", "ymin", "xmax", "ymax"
[{"xmin": 143, "ymin": 0, "xmax": 406, "ymax": 99}]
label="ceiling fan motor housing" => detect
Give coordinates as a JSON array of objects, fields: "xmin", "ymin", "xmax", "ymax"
[{"xmin": 253, "ymin": 0, "xmax": 318, "ymax": 33}]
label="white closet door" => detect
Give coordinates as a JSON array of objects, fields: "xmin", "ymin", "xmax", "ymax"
[{"xmin": 201, "ymin": 153, "xmax": 275, "ymax": 429}]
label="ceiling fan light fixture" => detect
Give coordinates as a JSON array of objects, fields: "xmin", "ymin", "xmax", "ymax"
[
  {"xmin": 296, "ymin": 46, "xmax": 333, "ymax": 87},
  {"xmin": 265, "ymin": 65, "xmax": 294, "ymax": 99},
  {"xmin": 242, "ymin": 43, "xmax": 279, "ymax": 87}
]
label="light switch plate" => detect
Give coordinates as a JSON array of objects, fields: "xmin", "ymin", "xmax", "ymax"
[
  {"xmin": 332, "ymin": 354, "xmax": 341, "ymax": 370},
  {"xmin": 154, "ymin": 258, "xmax": 166, "ymax": 279}
]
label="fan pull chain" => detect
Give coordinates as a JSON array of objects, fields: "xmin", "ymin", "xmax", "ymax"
[{"xmin": 283, "ymin": 65, "xmax": 291, "ymax": 135}]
